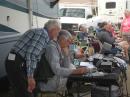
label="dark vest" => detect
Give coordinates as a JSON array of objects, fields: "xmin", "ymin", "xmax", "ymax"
[{"xmin": 34, "ymin": 54, "xmax": 54, "ymax": 83}]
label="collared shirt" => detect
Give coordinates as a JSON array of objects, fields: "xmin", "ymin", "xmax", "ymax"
[
  {"xmin": 13, "ymin": 28, "xmax": 49, "ymax": 77},
  {"xmin": 39, "ymin": 40, "xmax": 74, "ymax": 92}
]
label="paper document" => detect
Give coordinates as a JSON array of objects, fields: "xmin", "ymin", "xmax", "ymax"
[{"xmin": 80, "ymin": 62, "xmax": 95, "ymax": 69}]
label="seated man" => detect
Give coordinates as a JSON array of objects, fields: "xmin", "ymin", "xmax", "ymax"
[
  {"xmin": 38, "ymin": 30, "xmax": 90, "ymax": 92},
  {"xmin": 96, "ymin": 22, "xmax": 116, "ymax": 45},
  {"xmin": 96, "ymin": 22, "xmax": 124, "ymax": 54}
]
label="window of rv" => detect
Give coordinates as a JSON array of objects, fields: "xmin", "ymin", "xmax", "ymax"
[
  {"xmin": 106, "ymin": 2, "xmax": 116, "ymax": 9},
  {"xmin": 60, "ymin": 8, "xmax": 85, "ymax": 18}
]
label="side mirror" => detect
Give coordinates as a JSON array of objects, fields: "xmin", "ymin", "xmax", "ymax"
[
  {"xmin": 50, "ymin": 0, "xmax": 59, "ymax": 8},
  {"xmin": 87, "ymin": 15, "xmax": 93, "ymax": 19}
]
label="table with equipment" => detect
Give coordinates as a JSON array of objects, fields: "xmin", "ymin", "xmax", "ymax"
[{"xmin": 68, "ymin": 68, "xmax": 122, "ymax": 97}]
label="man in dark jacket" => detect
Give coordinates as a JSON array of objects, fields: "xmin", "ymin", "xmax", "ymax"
[{"xmin": 96, "ymin": 22, "xmax": 116, "ymax": 45}]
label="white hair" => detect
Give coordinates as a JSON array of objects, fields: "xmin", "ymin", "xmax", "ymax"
[
  {"xmin": 79, "ymin": 24, "xmax": 87, "ymax": 30},
  {"xmin": 44, "ymin": 19, "xmax": 61, "ymax": 30},
  {"xmin": 58, "ymin": 30, "xmax": 72, "ymax": 40}
]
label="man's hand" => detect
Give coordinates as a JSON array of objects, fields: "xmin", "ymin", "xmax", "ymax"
[
  {"xmin": 27, "ymin": 77, "xmax": 36, "ymax": 93},
  {"xmin": 76, "ymin": 66, "xmax": 88, "ymax": 74}
]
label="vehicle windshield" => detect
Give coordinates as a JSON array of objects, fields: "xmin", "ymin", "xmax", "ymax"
[
  {"xmin": 60, "ymin": 8, "xmax": 85, "ymax": 18},
  {"xmin": 106, "ymin": 2, "xmax": 116, "ymax": 9}
]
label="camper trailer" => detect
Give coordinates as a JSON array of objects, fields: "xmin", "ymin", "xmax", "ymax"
[
  {"xmin": 0, "ymin": 0, "xmax": 59, "ymax": 90},
  {"xmin": 98, "ymin": 0, "xmax": 127, "ymax": 23},
  {"xmin": 0, "ymin": 0, "xmax": 59, "ymax": 33}
]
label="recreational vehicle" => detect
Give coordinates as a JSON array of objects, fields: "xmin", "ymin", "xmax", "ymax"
[
  {"xmin": 98, "ymin": 0, "xmax": 127, "ymax": 23},
  {"xmin": 0, "ymin": 0, "xmax": 59, "ymax": 33},
  {"xmin": 0, "ymin": 0, "xmax": 59, "ymax": 90}
]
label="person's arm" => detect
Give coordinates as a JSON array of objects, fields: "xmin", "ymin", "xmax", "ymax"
[
  {"xmin": 69, "ymin": 63, "xmax": 76, "ymax": 69},
  {"xmin": 26, "ymin": 30, "xmax": 48, "ymax": 78},
  {"xmin": 71, "ymin": 67, "xmax": 89, "ymax": 75},
  {"xmin": 46, "ymin": 43, "xmax": 90, "ymax": 76},
  {"xmin": 26, "ymin": 30, "xmax": 49, "ymax": 93}
]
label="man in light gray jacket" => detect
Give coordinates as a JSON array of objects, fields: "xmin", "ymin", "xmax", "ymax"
[{"xmin": 38, "ymin": 30, "xmax": 89, "ymax": 92}]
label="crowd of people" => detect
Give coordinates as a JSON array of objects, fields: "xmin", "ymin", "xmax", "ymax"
[
  {"xmin": 96, "ymin": 10, "xmax": 130, "ymax": 59},
  {"xmin": 5, "ymin": 9, "xmax": 130, "ymax": 97}
]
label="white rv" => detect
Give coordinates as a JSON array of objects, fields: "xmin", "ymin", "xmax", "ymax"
[
  {"xmin": 0, "ymin": 0, "xmax": 59, "ymax": 90},
  {"xmin": 98, "ymin": 0, "xmax": 127, "ymax": 23},
  {"xmin": 59, "ymin": 4, "xmax": 93, "ymax": 31},
  {"xmin": 0, "ymin": 0, "xmax": 59, "ymax": 33}
]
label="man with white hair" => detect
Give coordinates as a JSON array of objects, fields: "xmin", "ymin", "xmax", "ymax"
[
  {"xmin": 38, "ymin": 30, "xmax": 89, "ymax": 92},
  {"xmin": 5, "ymin": 19, "xmax": 61, "ymax": 97}
]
